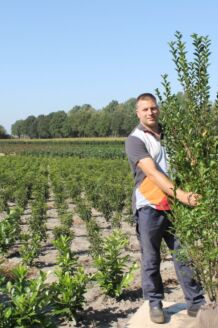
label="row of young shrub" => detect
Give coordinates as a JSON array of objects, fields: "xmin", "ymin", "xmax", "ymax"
[{"xmin": 0, "ymin": 155, "xmax": 137, "ymax": 326}]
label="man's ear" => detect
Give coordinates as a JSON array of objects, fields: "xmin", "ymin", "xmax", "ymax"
[{"xmin": 136, "ymin": 110, "xmax": 140, "ymax": 119}]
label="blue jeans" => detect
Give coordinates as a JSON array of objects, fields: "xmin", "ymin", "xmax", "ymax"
[{"xmin": 136, "ymin": 206, "xmax": 205, "ymax": 307}]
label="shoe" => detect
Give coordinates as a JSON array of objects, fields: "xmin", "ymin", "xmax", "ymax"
[
  {"xmin": 187, "ymin": 303, "xmax": 203, "ymax": 317},
  {"xmin": 149, "ymin": 305, "xmax": 165, "ymax": 323}
]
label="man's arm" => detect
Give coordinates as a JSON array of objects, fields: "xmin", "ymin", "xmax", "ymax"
[{"xmin": 138, "ymin": 157, "xmax": 200, "ymax": 206}]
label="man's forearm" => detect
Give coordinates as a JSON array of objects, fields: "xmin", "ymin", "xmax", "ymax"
[
  {"xmin": 137, "ymin": 158, "xmax": 199, "ymax": 206},
  {"xmin": 147, "ymin": 169, "xmax": 186, "ymax": 202}
]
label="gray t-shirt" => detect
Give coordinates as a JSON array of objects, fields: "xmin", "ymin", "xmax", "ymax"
[{"xmin": 125, "ymin": 123, "xmax": 170, "ymax": 213}]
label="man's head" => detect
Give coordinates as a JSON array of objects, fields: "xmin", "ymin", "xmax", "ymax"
[{"xmin": 135, "ymin": 93, "xmax": 160, "ymax": 130}]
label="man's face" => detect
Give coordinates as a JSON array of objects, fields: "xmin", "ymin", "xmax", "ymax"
[{"xmin": 136, "ymin": 98, "xmax": 160, "ymax": 129}]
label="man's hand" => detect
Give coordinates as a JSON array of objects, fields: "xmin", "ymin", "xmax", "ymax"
[{"xmin": 177, "ymin": 191, "xmax": 201, "ymax": 207}]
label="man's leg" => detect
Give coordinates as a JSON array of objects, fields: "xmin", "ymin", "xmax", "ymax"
[
  {"xmin": 136, "ymin": 206, "xmax": 165, "ymax": 307},
  {"xmin": 163, "ymin": 216, "xmax": 205, "ymax": 314}
]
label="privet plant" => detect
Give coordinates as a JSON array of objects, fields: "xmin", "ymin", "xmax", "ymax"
[
  {"xmin": 94, "ymin": 229, "xmax": 137, "ymax": 298},
  {"xmin": 0, "ymin": 207, "xmax": 22, "ymax": 254},
  {"xmin": 156, "ymin": 31, "xmax": 218, "ymax": 301},
  {"xmin": 20, "ymin": 175, "xmax": 49, "ymax": 266},
  {"xmin": 51, "ymin": 267, "xmax": 88, "ymax": 323},
  {"xmin": 53, "ymin": 235, "xmax": 78, "ymax": 274},
  {"xmin": 49, "ymin": 168, "xmax": 90, "ymax": 323},
  {"xmin": 0, "ymin": 265, "xmax": 54, "ymax": 327},
  {"xmin": 52, "ymin": 235, "xmax": 89, "ymax": 323}
]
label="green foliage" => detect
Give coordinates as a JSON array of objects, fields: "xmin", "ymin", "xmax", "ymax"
[
  {"xmin": 75, "ymin": 198, "xmax": 92, "ymax": 221},
  {"xmin": 0, "ymin": 139, "xmax": 126, "ymax": 159},
  {"xmin": 0, "ymin": 154, "xmax": 136, "ymax": 325},
  {"xmin": 0, "ymin": 188, "xmax": 9, "ymax": 212},
  {"xmin": 11, "ymin": 120, "xmax": 24, "ymax": 138},
  {"xmin": 48, "ymin": 111, "xmax": 68, "ymax": 138},
  {"xmin": 0, "ymin": 264, "xmax": 54, "ymax": 327},
  {"xmin": 51, "ymin": 267, "xmax": 89, "ymax": 323},
  {"xmin": 156, "ymin": 31, "xmax": 218, "ymax": 301},
  {"xmin": 52, "ymin": 213, "xmax": 74, "ymax": 240},
  {"xmin": 59, "ymin": 212, "xmax": 73, "ymax": 228},
  {"xmin": 53, "ymin": 235, "xmax": 78, "ymax": 275},
  {"xmin": 52, "ymin": 225, "xmax": 74, "ymax": 240},
  {"xmin": 28, "ymin": 175, "xmax": 49, "ymax": 242},
  {"xmin": 86, "ymin": 217, "xmax": 103, "ymax": 257},
  {"xmin": 20, "ymin": 233, "xmax": 42, "ymax": 266},
  {"xmin": 0, "ymin": 208, "xmax": 22, "ymax": 254},
  {"xmin": 0, "ymin": 125, "xmax": 7, "ymax": 138},
  {"xmin": 93, "ymin": 229, "xmax": 137, "ymax": 298},
  {"xmin": 11, "ymin": 98, "xmax": 136, "ymax": 138},
  {"xmin": 14, "ymin": 183, "xmax": 32, "ymax": 209},
  {"xmin": 85, "ymin": 172, "xmax": 130, "ymax": 224},
  {"xmin": 51, "ymin": 232, "xmax": 89, "ymax": 323}
]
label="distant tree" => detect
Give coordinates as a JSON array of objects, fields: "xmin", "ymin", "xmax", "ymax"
[
  {"xmin": 68, "ymin": 105, "xmax": 95, "ymax": 137},
  {"xmin": 62, "ymin": 117, "xmax": 72, "ymax": 137},
  {"xmin": 95, "ymin": 111, "xmax": 112, "ymax": 137},
  {"xmin": 110, "ymin": 108, "xmax": 126, "ymax": 136},
  {"xmin": 68, "ymin": 105, "xmax": 81, "ymax": 115},
  {"xmin": 85, "ymin": 111, "xmax": 100, "ymax": 137},
  {"xmin": 11, "ymin": 120, "xmax": 25, "ymax": 138},
  {"xmin": 0, "ymin": 125, "xmax": 7, "ymax": 138},
  {"xmin": 121, "ymin": 98, "xmax": 137, "ymax": 135},
  {"xmin": 48, "ymin": 111, "xmax": 68, "ymax": 138},
  {"xmin": 36, "ymin": 115, "xmax": 51, "ymax": 138},
  {"xmin": 23, "ymin": 115, "xmax": 38, "ymax": 138},
  {"xmin": 103, "ymin": 100, "xmax": 119, "ymax": 113}
]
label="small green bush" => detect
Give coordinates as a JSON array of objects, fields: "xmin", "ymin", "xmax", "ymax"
[{"xmin": 93, "ymin": 229, "xmax": 137, "ymax": 297}]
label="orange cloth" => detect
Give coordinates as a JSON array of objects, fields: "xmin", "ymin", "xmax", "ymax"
[{"xmin": 139, "ymin": 177, "xmax": 171, "ymax": 210}]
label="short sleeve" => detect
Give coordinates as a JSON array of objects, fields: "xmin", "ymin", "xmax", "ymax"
[{"xmin": 125, "ymin": 135, "xmax": 151, "ymax": 164}]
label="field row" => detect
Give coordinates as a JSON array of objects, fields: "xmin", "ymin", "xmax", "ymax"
[
  {"xmin": 0, "ymin": 155, "xmax": 140, "ymax": 327},
  {"xmin": 0, "ymin": 139, "xmax": 126, "ymax": 158}
]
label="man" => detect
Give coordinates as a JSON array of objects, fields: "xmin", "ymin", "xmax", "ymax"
[{"xmin": 125, "ymin": 93, "xmax": 205, "ymax": 324}]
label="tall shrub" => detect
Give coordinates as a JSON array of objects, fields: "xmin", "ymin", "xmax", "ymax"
[{"xmin": 156, "ymin": 31, "xmax": 218, "ymax": 301}]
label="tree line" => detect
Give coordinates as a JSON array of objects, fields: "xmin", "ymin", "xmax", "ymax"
[
  {"xmin": 1, "ymin": 93, "xmax": 217, "ymax": 139},
  {"xmin": 10, "ymin": 98, "xmax": 138, "ymax": 138}
]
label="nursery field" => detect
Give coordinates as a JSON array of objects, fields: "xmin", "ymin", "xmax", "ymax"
[
  {"xmin": 0, "ymin": 138, "xmax": 125, "ymax": 159},
  {"xmin": 0, "ymin": 141, "xmax": 187, "ymax": 327}
]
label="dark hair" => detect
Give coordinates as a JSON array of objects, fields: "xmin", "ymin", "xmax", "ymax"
[{"xmin": 136, "ymin": 93, "xmax": 157, "ymax": 104}]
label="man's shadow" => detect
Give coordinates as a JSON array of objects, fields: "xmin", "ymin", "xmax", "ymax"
[{"xmin": 164, "ymin": 303, "xmax": 187, "ymax": 323}]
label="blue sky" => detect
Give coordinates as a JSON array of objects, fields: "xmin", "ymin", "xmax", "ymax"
[{"xmin": 1, "ymin": 0, "xmax": 218, "ymax": 133}]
